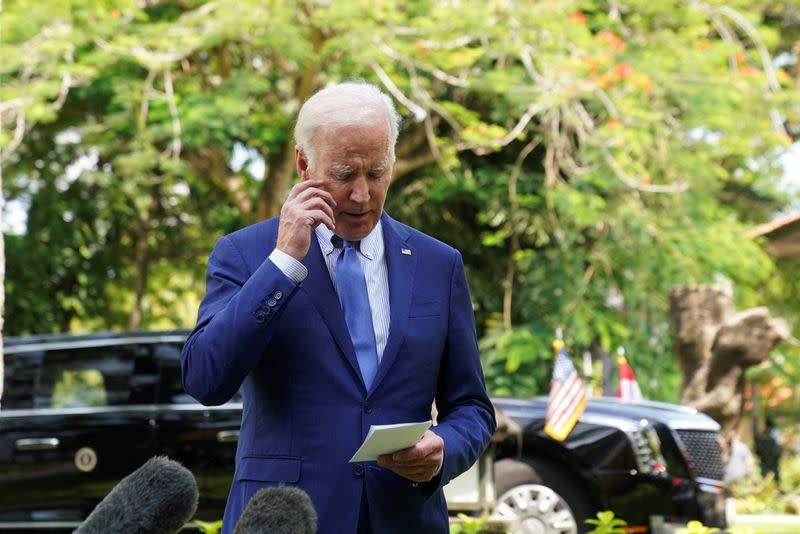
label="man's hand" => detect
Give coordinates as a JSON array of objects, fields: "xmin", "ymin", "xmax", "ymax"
[
  {"xmin": 276, "ymin": 180, "xmax": 336, "ymax": 260},
  {"xmin": 377, "ymin": 430, "xmax": 444, "ymax": 483}
]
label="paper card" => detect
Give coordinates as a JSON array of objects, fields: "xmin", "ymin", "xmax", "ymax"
[{"xmin": 349, "ymin": 420, "xmax": 432, "ymax": 462}]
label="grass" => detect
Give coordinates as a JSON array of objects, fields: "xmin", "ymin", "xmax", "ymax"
[{"xmin": 732, "ymin": 514, "xmax": 800, "ymax": 534}]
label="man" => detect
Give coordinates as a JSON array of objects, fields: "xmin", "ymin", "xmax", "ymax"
[
  {"xmin": 181, "ymin": 81, "xmax": 496, "ymax": 534},
  {"xmin": 754, "ymin": 416, "xmax": 782, "ymax": 483},
  {"xmin": 723, "ymin": 430, "xmax": 753, "ymax": 485}
]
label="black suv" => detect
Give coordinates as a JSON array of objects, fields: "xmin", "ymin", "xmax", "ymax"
[
  {"xmin": 0, "ymin": 331, "xmax": 726, "ymax": 533},
  {"xmin": 486, "ymin": 397, "xmax": 727, "ymax": 533},
  {"xmin": 1, "ymin": 331, "xmax": 236, "ymax": 529}
]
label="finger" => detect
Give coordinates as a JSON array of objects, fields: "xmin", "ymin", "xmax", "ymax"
[
  {"xmin": 287, "ymin": 180, "xmax": 327, "ymax": 201},
  {"xmin": 303, "ymin": 210, "xmax": 335, "ymax": 231},
  {"xmin": 378, "ymin": 453, "xmax": 439, "ymax": 469},
  {"xmin": 293, "ymin": 183, "xmax": 336, "ymax": 208},
  {"xmin": 301, "ymin": 196, "xmax": 335, "ymax": 222},
  {"xmin": 388, "ymin": 466, "xmax": 435, "ymax": 481},
  {"xmin": 391, "ymin": 442, "xmax": 438, "ymax": 463},
  {"xmin": 283, "ymin": 194, "xmax": 335, "ymax": 227}
]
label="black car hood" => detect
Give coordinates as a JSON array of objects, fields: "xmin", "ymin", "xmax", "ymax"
[{"xmin": 492, "ymin": 396, "xmax": 720, "ymax": 432}]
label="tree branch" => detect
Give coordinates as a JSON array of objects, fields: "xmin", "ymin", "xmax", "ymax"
[
  {"xmin": 601, "ymin": 147, "xmax": 688, "ymax": 193},
  {"xmin": 503, "ymin": 140, "xmax": 538, "ymax": 330},
  {"xmin": 163, "ymin": 70, "xmax": 182, "ymax": 160},
  {"xmin": 370, "ymin": 62, "xmax": 427, "ymax": 122}
]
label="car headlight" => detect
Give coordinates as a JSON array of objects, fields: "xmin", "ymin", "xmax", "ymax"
[{"xmin": 626, "ymin": 419, "xmax": 668, "ymax": 477}]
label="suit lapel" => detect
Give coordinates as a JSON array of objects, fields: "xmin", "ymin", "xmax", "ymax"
[
  {"xmin": 300, "ymin": 236, "xmax": 363, "ymax": 386},
  {"xmin": 370, "ymin": 213, "xmax": 416, "ymax": 394}
]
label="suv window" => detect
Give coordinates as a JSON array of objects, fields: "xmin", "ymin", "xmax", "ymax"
[
  {"xmin": 154, "ymin": 342, "xmax": 197, "ymax": 404},
  {"xmin": 35, "ymin": 345, "xmax": 137, "ymax": 408},
  {"xmin": 1, "ymin": 350, "xmax": 42, "ymax": 410}
]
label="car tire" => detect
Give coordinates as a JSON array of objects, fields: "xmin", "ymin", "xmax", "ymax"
[{"xmin": 493, "ymin": 458, "xmax": 595, "ymax": 534}]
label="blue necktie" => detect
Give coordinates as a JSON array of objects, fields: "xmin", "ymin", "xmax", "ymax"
[{"xmin": 334, "ymin": 238, "xmax": 379, "ymax": 390}]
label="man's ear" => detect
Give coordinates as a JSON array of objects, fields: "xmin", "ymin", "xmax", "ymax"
[{"xmin": 295, "ymin": 146, "xmax": 310, "ymax": 181}]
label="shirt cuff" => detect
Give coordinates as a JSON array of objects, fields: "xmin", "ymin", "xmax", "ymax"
[{"xmin": 269, "ymin": 249, "xmax": 308, "ymax": 284}]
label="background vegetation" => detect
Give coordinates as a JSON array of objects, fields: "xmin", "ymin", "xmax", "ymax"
[{"xmin": 2, "ymin": 0, "xmax": 800, "ymax": 406}]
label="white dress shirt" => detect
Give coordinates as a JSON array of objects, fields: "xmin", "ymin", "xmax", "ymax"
[{"xmin": 268, "ymin": 221, "xmax": 391, "ymax": 362}]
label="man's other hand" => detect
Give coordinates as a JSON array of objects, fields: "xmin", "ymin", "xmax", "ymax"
[
  {"xmin": 276, "ymin": 180, "xmax": 336, "ymax": 260},
  {"xmin": 377, "ymin": 430, "xmax": 444, "ymax": 483}
]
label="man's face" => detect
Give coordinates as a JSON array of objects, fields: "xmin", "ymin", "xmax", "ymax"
[{"xmin": 299, "ymin": 117, "xmax": 393, "ymax": 241}]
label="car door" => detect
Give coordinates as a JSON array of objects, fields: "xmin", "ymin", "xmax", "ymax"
[
  {"xmin": 152, "ymin": 341, "xmax": 242, "ymax": 522},
  {"xmin": 0, "ymin": 341, "xmax": 156, "ymax": 527},
  {"xmin": 0, "ymin": 347, "xmax": 41, "ymax": 524}
]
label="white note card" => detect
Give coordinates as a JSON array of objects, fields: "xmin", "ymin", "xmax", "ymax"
[{"xmin": 349, "ymin": 420, "xmax": 432, "ymax": 462}]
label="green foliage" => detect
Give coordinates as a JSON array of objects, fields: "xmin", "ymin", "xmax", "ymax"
[
  {"xmin": 194, "ymin": 520, "xmax": 222, "ymax": 534},
  {"xmin": 585, "ymin": 510, "xmax": 628, "ymax": 534},
  {"xmin": 732, "ymin": 455, "xmax": 800, "ymax": 515},
  {"xmin": 449, "ymin": 514, "xmax": 491, "ymax": 534},
  {"xmin": 480, "ymin": 324, "xmax": 556, "ymax": 396},
  {"xmin": 52, "ymin": 370, "xmax": 107, "ymax": 408},
  {"xmin": 676, "ymin": 521, "xmax": 719, "ymax": 534}
]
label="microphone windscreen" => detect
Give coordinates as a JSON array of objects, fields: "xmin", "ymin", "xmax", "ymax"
[
  {"xmin": 233, "ymin": 486, "xmax": 317, "ymax": 534},
  {"xmin": 74, "ymin": 456, "xmax": 198, "ymax": 534}
]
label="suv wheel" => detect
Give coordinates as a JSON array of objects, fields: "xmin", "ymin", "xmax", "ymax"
[{"xmin": 493, "ymin": 459, "xmax": 593, "ymax": 534}]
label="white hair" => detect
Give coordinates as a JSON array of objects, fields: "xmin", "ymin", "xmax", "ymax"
[{"xmin": 294, "ymin": 81, "xmax": 402, "ymax": 168}]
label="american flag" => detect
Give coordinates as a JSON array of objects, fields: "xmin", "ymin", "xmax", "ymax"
[
  {"xmin": 544, "ymin": 339, "xmax": 588, "ymax": 442},
  {"xmin": 617, "ymin": 354, "xmax": 644, "ymax": 402}
]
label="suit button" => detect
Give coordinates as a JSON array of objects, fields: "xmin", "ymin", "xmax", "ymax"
[
  {"xmin": 260, "ymin": 307, "xmax": 271, "ymax": 315},
  {"xmin": 274, "ymin": 290, "xmax": 283, "ymax": 300},
  {"xmin": 267, "ymin": 298, "xmax": 278, "ymax": 307},
  {"xmin": 255, "ymin": 313, "xmax": 266, "ymax": 323},
  {"xmin": 363, "ymin": 402, "xmax": 373, "ymax": 413},
  {"xmin": 353, "ymin": 464, "xmax": 364, "ymax": 477}
]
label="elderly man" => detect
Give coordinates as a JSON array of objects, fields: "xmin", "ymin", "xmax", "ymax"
[{"xmin": 181, "ymin": 81, "xmax": 495, "ymax": 534}]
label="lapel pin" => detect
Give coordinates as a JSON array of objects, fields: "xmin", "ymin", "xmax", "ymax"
[{"xmin": 401, "ymin": 248, "xmax": 412, "ymax": 256}]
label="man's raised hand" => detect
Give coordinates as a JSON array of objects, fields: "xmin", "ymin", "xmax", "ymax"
[{"xmin": 276, "ymin": 180, "xmax": 336, "ymax": 260}]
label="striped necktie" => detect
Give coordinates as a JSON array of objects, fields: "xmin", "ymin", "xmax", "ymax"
[{"xmin": 333, "ymin": 237, "xmax": 379, "ymax": 390}]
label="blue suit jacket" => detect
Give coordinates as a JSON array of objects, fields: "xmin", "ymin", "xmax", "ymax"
[{"xmin": 182, "ymin": 213, "xmax": 496, "ymax": 534}]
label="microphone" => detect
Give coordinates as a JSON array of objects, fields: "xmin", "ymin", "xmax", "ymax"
[
  {"xmin": 74, "ymin": 456, "xmax": 199, "ymax": 534},
  {"xmin": 233, "ymin": 486, "xmax": 317, "ymax": 534}
]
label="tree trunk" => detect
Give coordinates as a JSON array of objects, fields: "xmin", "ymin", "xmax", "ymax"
[
  {"xmin": 185, "ymin": 147, "xmax": 253, "ymax": 220},
  {"xmin": 669, "ymin": 285, "xmax": 788, "ymax": 440},
  {"xmin": 128, "ymin": 185, "xmax": 161, "ymax": 331},
  {"xmin": 589, "ymin": 340, "xmax": 616, "ymax": 397},
  {"xmin": 258, "ymin": 142, "xmax": 297, "ymax": 220},
  {"xmin": 257, "ymin": 20, "xmax": 325, "ymax": 220}
]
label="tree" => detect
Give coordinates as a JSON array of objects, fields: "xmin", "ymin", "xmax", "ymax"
[
  {"xmin": 669, "ymin": 284, "xmax": 788, "ymax": 439},
  {"xmin": 2, "ymin": 0, "xmax": 799, "ymax": 403}
]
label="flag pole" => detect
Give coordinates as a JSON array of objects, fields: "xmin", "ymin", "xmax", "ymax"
[{"xmin": 583, "ymin": 351, "xmax": 593, "ymax": 399}]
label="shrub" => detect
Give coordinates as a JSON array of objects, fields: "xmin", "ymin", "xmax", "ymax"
[{"xmin": 586, "ymin": 511, "xmax": 628, "ymax": 534}]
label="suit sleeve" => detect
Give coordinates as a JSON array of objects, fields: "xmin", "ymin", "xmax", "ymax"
[
  {"xmin": 429, "ymin": 250, "xmax": 496, "ymax": 491},
  {"xmin": 181, "ymin": 235, "xmax": 300, "ymax": 405}
]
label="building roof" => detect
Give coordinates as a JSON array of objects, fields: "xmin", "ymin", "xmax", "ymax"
[{"xmin": 751, "ymin": 213, "xmax": 800, "ymax": 258}]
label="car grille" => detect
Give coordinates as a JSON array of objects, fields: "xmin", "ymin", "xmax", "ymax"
[{"xmin": 675, "ymin": 429, "xmax": 725, "ymax": 481}]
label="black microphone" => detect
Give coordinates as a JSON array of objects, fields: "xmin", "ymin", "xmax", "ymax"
[
  {"xmin": 74, "ymin": 456, "xmax": 199, "ymax": 534},
  {"xmin": 233, "ymin": 486, "xmax": 317, "ymax": 534}
]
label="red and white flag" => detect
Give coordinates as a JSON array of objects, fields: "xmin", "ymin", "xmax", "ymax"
[
  {"xmin": 544, "ymin": 339, "xmax": 588, "ymax": 442},
  {"xmin": 617, "ymin": 355, "xmax": 643, "ymax": 402}
]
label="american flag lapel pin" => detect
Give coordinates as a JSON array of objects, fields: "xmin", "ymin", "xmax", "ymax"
[{"xmin": 401, "ymin": 248, "xmax": 412, "ymax": 256}]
